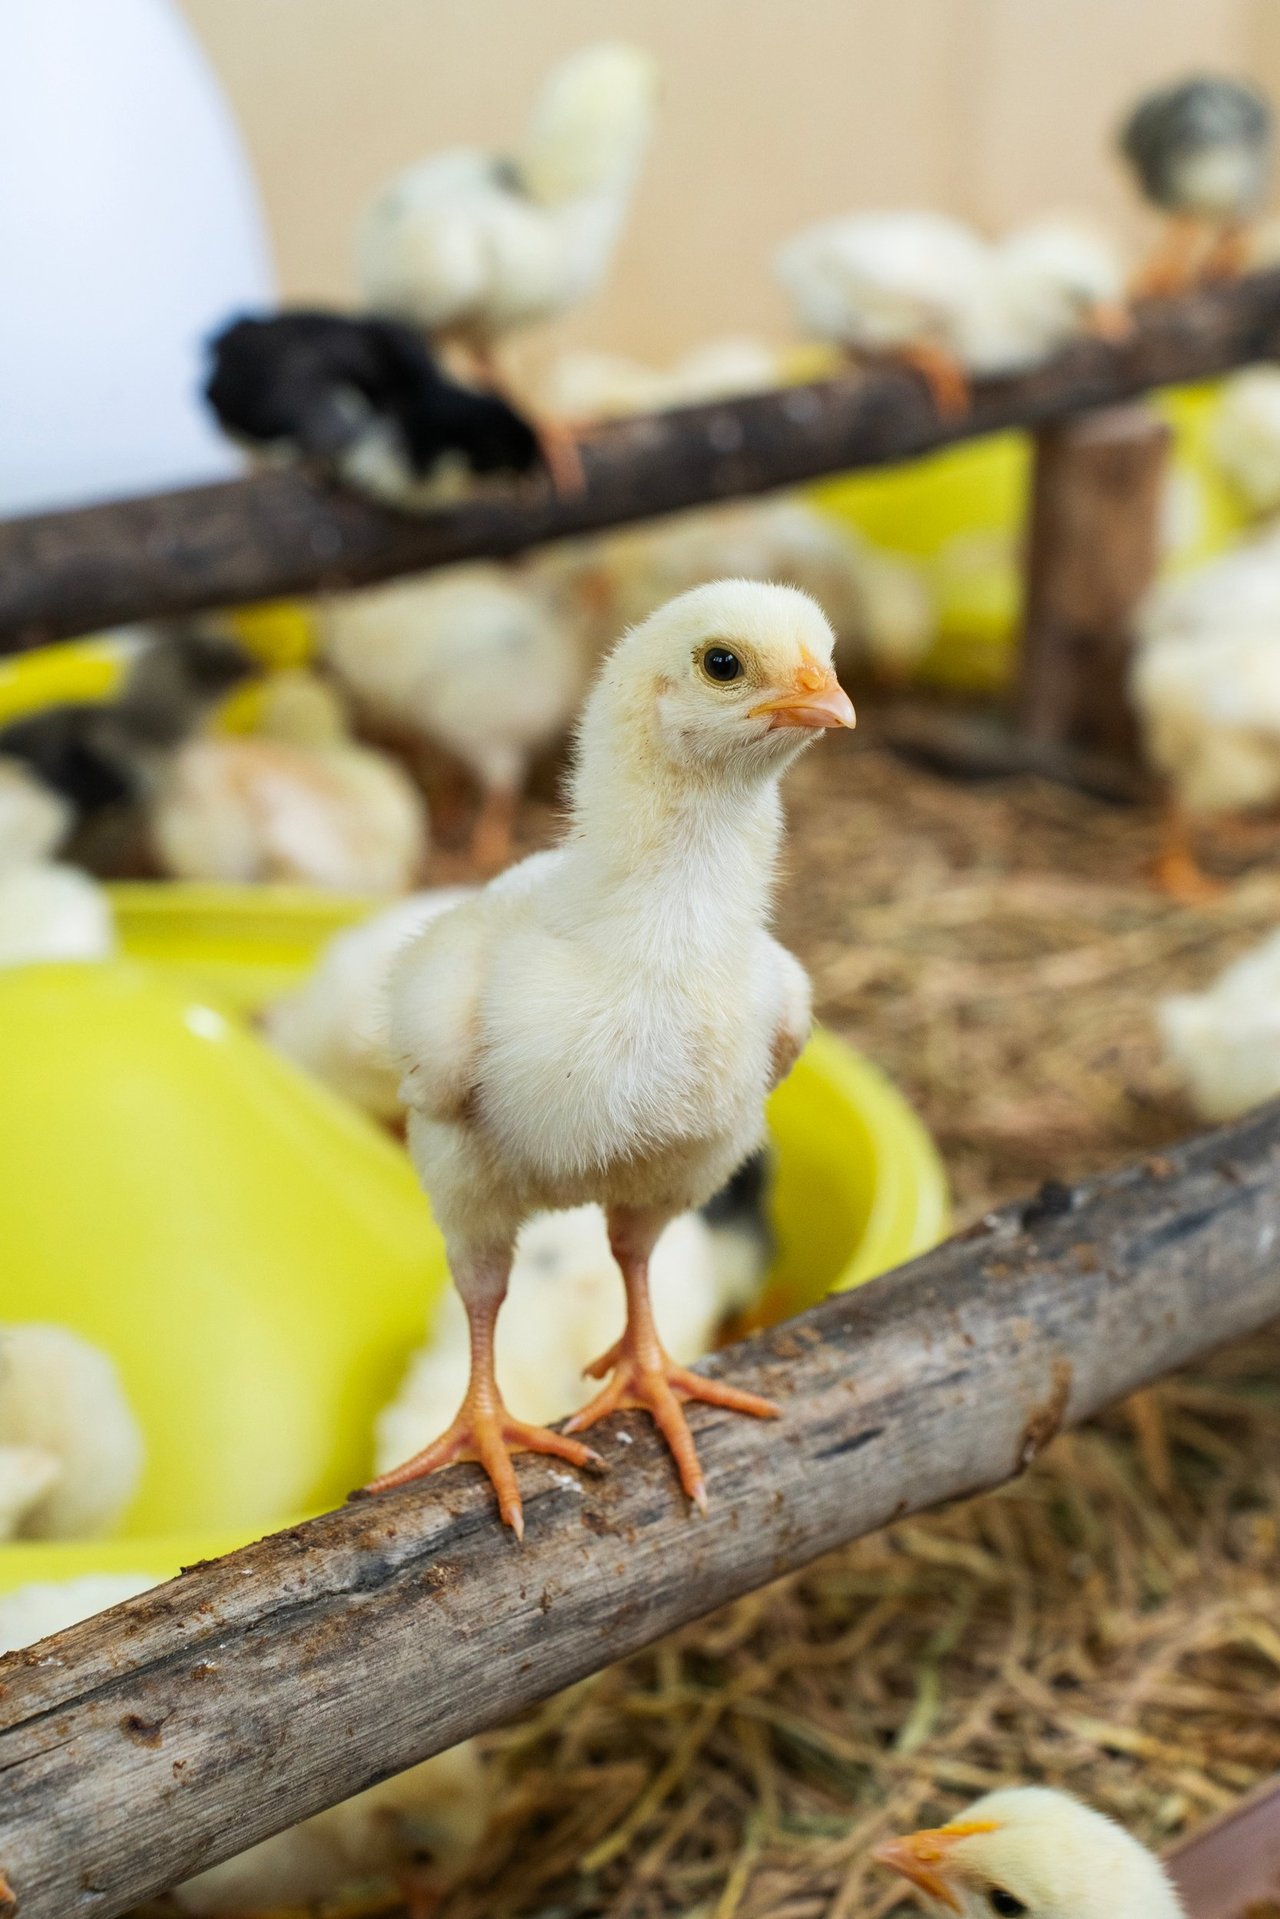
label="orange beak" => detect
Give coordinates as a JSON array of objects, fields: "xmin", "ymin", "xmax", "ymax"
[
  {"xmin": 871, "ymin": 1822, "xmax": 997, "ymax": 1913},
  {"xmin": 750, "ymin": 662, "xmax": 856, "ymax": 731}
]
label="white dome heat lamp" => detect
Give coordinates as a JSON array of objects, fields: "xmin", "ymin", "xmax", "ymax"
[{"xmin": 0, "ymin": 0, "xmax": 277, "ymax": 517}]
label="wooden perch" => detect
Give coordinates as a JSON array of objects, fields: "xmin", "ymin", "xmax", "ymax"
[
  {"xmin": 4, "ymin": 271, "xmax": 1280, "ymax": 653},
  {"xmin": 3, "ymin": 1106, "xmax": 1280, "ymax": 1916}
]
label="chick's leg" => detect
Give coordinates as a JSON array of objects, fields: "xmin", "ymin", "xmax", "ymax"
[
  {"xmin": 565, "ymin": 1209, "xmax": 779, "ymax": 1512},
  {"xmin": 468, "ymin": 780, "xmax": 520, "ymax": 874},
  {"xmin": 364, "ymin": 1251, "xmax": 601, "ymax": 1539},
  {"xmin": 1202, "ymin": 218, "xmax": 1251, "ymax": 283},
  {"xmin": 1131, "ymin": 215, "xmax": 1209, "ymax": 299},
  {"xmin": 1152, "ymin": 795, "xmax": 1225, "ymax": 904}
]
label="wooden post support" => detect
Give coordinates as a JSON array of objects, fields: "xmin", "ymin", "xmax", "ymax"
[
  {"xmin": 3, "ymin": 1102, "xmax": 1280, "ymax": 1918},
  {"xmin": 1016, "ymin": 402, "xmax": 1172, "ymax": 759}
]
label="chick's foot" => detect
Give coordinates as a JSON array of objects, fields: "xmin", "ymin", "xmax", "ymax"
[
  {"xmin": 565, "ymin": 1330, "xmax": 778, "ymax": 1513},
  {"xmin": 365, "ymin": 1397, "xmax": 601, "ymax": 1540}
]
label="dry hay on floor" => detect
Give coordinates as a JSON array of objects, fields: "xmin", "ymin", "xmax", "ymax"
[{"xmin": 139, "ymin": 739, "xmax": 1280, "ymax": 1919}]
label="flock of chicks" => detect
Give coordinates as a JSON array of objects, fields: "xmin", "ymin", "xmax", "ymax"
[{"xmin": 4, "ymin": 47, "xmax": 1280, "ymax": 1919}]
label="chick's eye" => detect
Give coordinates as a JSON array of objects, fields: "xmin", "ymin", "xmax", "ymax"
[
  {"xmin": 702, "ymin": 646, "xmax": 743, "ymax": 684},
  {"xmin": 988, "ymin": 1890, "xmax": 1027, "ymax": 1917}
]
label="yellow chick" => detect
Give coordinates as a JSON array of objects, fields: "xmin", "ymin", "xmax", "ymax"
[
  {"xmin": 1159, "ymin": 925, "xmax": 1280, "ymax": 1121},
  {"xmin": 874, "ymin": 1787, "xmax": 1184, "ymax": 1919},
  {"xmin": 369, "ymin": 581, "xmax": 854, "ymax": 1534},
  {"xmin": 151, "ymin": 670, "xmax": 429, "ymax": 892},
  {"xmin": 318, "ymin": 566, "xmax": 586, "ymax": 870},
  {"xmin": 0, "ymin": 1324, "xmax": 143, "ymax": 1539},
  {"xmin": 0, "ymin": 860, "xmax": 116, "ymax": 968}
]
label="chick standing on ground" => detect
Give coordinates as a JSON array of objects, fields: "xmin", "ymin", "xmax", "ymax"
[
  {"xmin": 1159, "ymin": 926, "xmax": 1280, "ymax": 1121},
  {"xmin": 370, "ymin": 581, "xmax": 854, "ymax": 1533},
  {"xmin": 0, "ymin": 758, "xmax": 116, "ymax": 966},
  {"xmin": 359, "ymin": 42, "xmax": 658, "ymax": 487},
  {"xmin": 1121, "ymin": 76, "xmax": 1272, "ymax": 296},
  {"xmin": 873, "ymin": 1785, "xmax": 1184, "ymax": 1918},
  {"xmin": 319, "ymin": 566, "xmax": 586, "ymax": 870},
  {"xmin": 0, "ymin": 1324, "xmax": 143, "ymax": 1540},
  {"xmin": 205, "ymin": 311, "xmax": 543, "ymax": 510}
]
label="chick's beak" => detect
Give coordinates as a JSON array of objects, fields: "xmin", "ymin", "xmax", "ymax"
[
  {"xmin": 871, "ymin": 1822, "xmax": 996, "ymax": 1913},
  {"xmin": 750, "ymin": 663, "xmax": 856, "ymax": 731}
]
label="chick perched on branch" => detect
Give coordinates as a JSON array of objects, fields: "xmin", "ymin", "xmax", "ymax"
[
  {"xmin": 369, "ymin": 581, "xmax": 854, "ymax": 1533},
  {"xmin": 873, "ymin": 1785, "xmax": 1184, "ymax": 1918},
  {"xmin": 1121, "ymin": 75, "xmax": 1272, "ymax": 296},
  {"xmin": 319, "ymin": 565, "xmax": 586, "ymax": 870},
  {"xmin": 205, "ymin": 311, "xmax": 543, "ymax": 510},
  {"xmin": 358, "ymin": 42, "xmax": 659, "ymax": 487}
]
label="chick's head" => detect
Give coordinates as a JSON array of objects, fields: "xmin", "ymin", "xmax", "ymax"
[
  {"xmin": 592, "ymin": 579, "xmax": 854, "ymax": 786},
  {"xmin": 873, "ymin": 1788, "xmax": 1183, "ymax": 1919},
  {"xmin": 521, "ymin": 43, "xmax": 660, "ymax": 204}
]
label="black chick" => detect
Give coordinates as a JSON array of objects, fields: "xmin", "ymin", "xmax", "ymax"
[
  {"xmin": 205, "ymin": 310, "xmax": 544, "ymax": 510},
  {"xmin": 1120, "ymin": 76, "xmax": 1272, "ymax": 295},
  {"xmin": 0, "ymin": 623, "xmax": 255, "ymax": 869}
]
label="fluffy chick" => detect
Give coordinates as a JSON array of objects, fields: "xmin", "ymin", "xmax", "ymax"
[
  {"xmin": 0, "ymin": 860, "xmax": 116, "ymax": 968},
  {"xmin": 319, "ymin": 565, "xmax": 585, "ymax": 869},
  {"xmin": 1131, "ymin": 527, "xmax": 1280, "ymax": 896},
  {"xmin": 1121, "ymin": 76, "xmax": 1271, "ymax": 295},
  {"xmin": 1159, "ymin": 925, "xmax": 1280, "ymax": 1120},
  {"xmin": 0, "ymin": 757, "xmax": 71, "ymax": 869},
  {"xmin": 369, "ymin": 581, "xmax": 854, "ymax": 1533},
  {"xmin": 151, "ymin": 671, "xmax": 429, "ymax": 891},
  {"xmin": 264, "ymin": 886, "xmax": 474, "ymax": 1119},
  {"xmin": 873, "ymin": 1786, "xmax": 1184, "ymax": 1919},
  {"xmin": 0, "ymin": 1324, "xmax": 144, "ymax": 1539},
  {"xmin": 1210, "ymin": 365, "xmax": 1280, "ymax": 512},
  {"xmin": 206, "ymin": 310, "xmax": 543, "ymax": 511}
]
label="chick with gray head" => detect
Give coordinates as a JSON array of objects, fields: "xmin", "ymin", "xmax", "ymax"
[{"xmin": 1120, "ymin": 76, "xmax": 1272, "ymax": 295}]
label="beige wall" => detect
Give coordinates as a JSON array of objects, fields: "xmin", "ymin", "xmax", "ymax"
[{"xmin": 180, "ymin": 0, "xmax": 1272, "ymax": 373}]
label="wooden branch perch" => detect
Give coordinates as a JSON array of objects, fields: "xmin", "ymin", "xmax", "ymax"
[
  {"xmin": 4, "ymin": 271, "xmax": 1280, "ymax": 653},
  {"xmin": 3, "ymin": 1104, "xmax": 1280, "ymax": 1916}
]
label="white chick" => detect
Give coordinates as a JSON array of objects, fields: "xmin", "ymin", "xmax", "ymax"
[
  {"xmin": 543, "ymin": 336, "xmax": 781, "ymax": 419},
  {"xmin": 264, "ymin": 886, "xmax": 474, "ymax": 1120},
  {"xmin": 0, "ymin": 1448, "xmax": 63, "ymax": 1539},
  {"xmin": 376, "ymin": 1205, "xmax": 723, "ymax": 1471},
  {"xmin": 0, "ymin": 860, "xmax": 116, "ymax": 967},
  {"xmin": 1132, "ymin": 529, "xmax": 1280, "ymax": 896},
  {"xmin": 1211, "ymin": 365, "xmax": 1280, "ymax": 512},
  {"xmin": 0, "ymin": 1324, "xmax": 144, "ymax": 1539},
  {"xmin": 319, "ymin": 566, "xmax": 585, "ymax": 869},
  {"xmin": 873, "ymin": 1786, "xmax": 1183, "ymax": 1919},
  {"xmin": 1159, "ymin": 926, "xmax": 1280, "ymax": 1120},
  {"xmin": 0, "ymin": 1570, "xmax": 487, "ymax": 1915},
  {"xmin": 0, "ymin": 756, "xmax": 70, "ymax": 869},
  {"xmin": 961, "ymin": 218, "xmax": 1130, "ymax": 376},
  {"xmin": 369, "ymin": 581, "xmax": 854, "ymax": 1534},
  {"xmin": 359, "ymin": 40, "xmax": 657, "ymax": 456},
  {"xmin": 151, "ymin": 671, "xmax": 429, "ymax": 892}
]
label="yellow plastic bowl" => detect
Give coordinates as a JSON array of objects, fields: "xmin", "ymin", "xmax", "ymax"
[{"xmin": 0, "ymin": 891, "xmax": 946, "ymax": 1599}]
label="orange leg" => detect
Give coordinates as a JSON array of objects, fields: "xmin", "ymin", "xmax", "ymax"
[
  {"xmin": 1202, "ymin": 219, "xmax": 1251, "ymax": 283},
  {"xmin": 565, "ymin": 1211, "xmax": 779, "ymax": 1512},
  {"xmin": 1151, "ymin": 797, "xmax": 1225, "ymax": 905},
  {"xmin": 470, "ymin": 344, "xmax": 585, "ymax": 497},
  {"xmin": 888, "ymin": 341, "xmax": 971, "ymax": 419},
  {"xmin": 0, "ymin": 1870, "xmax": 14, "ymax": 1918},
  {"xmin": 364, "ymin": 1283, "xmax": 602, "ymax": 1539},
  {"xmin": 1131, "ymin": 215, "xmax": 1210, "ymax": 300},
  {"xmin": 467, "ymin": 781, "xmax": 519, "ymax": 874}
]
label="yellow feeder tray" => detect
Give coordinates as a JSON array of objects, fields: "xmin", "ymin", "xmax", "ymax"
[
  {"xmin": 0, "ymin": 890, "xmax": 946, "ymax": 1602},
  {"xmin": 0, "ymin": 633, "xmax": 133, "ymax": 728}
]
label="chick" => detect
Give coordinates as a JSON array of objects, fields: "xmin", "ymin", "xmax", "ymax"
[
  {"xmin": 264, "ymin": 886, "xmax": 474, "ymax": 1120},
  {"xmin": 776, "ymin": 212, "xmax": 1127, "ymax": 415},
  {"xmin": 0, "ymin": 1324, "xmax": 144, "ymax": 1539},
  {"xmin": 1210, "ymin": 365, "xmax": 1280, "ymax": 513},
  {"xmin": 358, "ymin": 43, "xmax": 659, "ymax": 486},
  {"xmin": 151, "ymin": 670, "xmax": 429, "ymax": 891},
  {"xmin": 0, "ymin": 860, "xmax": 116, "ymax": 968},
  {"xmin": 319, "ymin": 566, "xmax": 586, "ymax": 870},
  {"xmin": 369, "ymin": 581, "xmax": 854, "ymax": 1533},
  {"xmin": 873, "ymin": 1785, "xmax": 1184, "ymax": 1918},
  {"xmin": 1131, "ymin": 528, "xmax": 1280, "ymax": 897},
  {"xmin": 543, "ymin": 336, "xmax": 781, "ymax": 420},
  {"xmin": 1121, "ymin": 76, "xmax": 1272, "ymax": 296},
  {"xmin": 205, "ymin": 310, "xmax": 543, "ymax": 511},
  {"xmin": 1159, "ymin": 926, "xmax": 1280, "ymax": 1121},
  {"xmin": 0, "ymin": 757, "xmax": 71, "ymax": 869},
  {"xmin": 0, "ymin": 625, "xmax": 255, "ymax": 867},
  {"xmin": 376, "ymin": 1205, "xmax": 727, "ymax": 1472}
]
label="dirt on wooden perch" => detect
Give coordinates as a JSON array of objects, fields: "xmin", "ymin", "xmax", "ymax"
[
  {"xmin": 3, "ymin": 270, "xmax": 1280, "ymax": 653},
  {"xmin": 3, "ymin": 1105, "xmax": 1280, "ymax": 1917}
]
